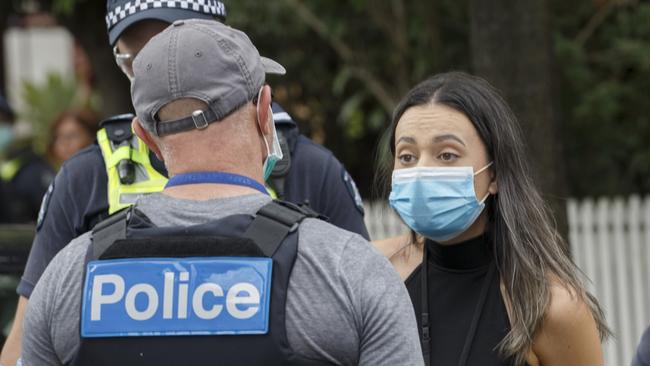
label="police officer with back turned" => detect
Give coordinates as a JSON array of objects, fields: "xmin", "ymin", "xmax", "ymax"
[
  {"xmin": 21, "ymin": 19, "xmax": 422, "ymax": 366},
  {"xmin": 0, "ymin": 2, "xmax": 369, "ymax": 363}
]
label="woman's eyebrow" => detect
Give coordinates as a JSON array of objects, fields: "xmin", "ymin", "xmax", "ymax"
[
  {"xmin": 396, "ymin": 136, "xmax": 417, "ymax": 145},
  {"xmin": 433, "ymin": 134, "xmax": 466, "ymax": 147}
]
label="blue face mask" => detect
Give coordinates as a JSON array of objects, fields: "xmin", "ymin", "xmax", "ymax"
[
  {"xmin": 0, "ymin": 123, "xmax": 14, "ymax": 153},
  {"xmin": 256, "ymin": 87, "xmax": 283, "ymax": 181},
  {"xmin": 389, "ymin": 162, "xmax": 493, "ymax": 242}
]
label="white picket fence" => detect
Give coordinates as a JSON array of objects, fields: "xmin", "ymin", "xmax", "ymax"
[{"xmin": 364, "ymin": 196, "xmax": 650, "ymax": 366}]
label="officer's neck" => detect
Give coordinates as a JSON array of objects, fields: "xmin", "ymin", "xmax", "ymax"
[
  {"xmin": 162, "ymin": 184, "xmax": 264, "ymax": 201},
  {"xmin": 162, "ymin": 164, "xmax": 266, "ymax": 201}
]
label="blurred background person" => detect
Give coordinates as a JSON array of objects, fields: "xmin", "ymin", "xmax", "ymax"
[
  {"xmin": 375, "ymin": 72, "xmax": 609, "ymax": 365},
  {"xmin": 0, "ymin": 94, "xmax": 54, "ymax": 224},
  {"xmin": 0, "ymin": 92, "xmax": 53, "ymax": 353},
  {"xmin": 47, "ymin": 109, "xmax": 98, "ymax": 167}
]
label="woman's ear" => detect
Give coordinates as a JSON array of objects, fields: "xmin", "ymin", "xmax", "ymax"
[
  {"xmin": 132, "ymin": 117, "xmax": 163, "ymax": 161},
  {"xmin": 488, "ymin": 170, "xmax": 498, "ymax": 194}
]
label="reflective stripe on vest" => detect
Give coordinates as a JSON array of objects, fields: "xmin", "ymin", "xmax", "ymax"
[
  {"xmin": 0, "ymin": 158, "xmax": 21, "ymax": 182},
  {"xmin": 97, "ymin": 128, "xmax": 167, "ymax": 215}
]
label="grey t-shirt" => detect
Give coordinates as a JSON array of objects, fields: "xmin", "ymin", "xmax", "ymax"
[{"xmin": 22, "ymin": 193, "xmax": 423, "ymax": 366}]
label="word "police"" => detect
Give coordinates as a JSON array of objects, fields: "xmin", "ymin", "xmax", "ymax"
[{"xmin": 91, "ymin": 271, "xmax": 261, "ymax": 321}]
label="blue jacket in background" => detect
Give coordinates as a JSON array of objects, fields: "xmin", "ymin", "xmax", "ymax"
[{"xmin": 633, "ymin": 326, "xmax": 650, "ymax": 366}]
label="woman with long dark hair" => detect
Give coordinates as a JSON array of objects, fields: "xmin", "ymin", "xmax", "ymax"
[{"xmin": 374, "ymin": 72, "xmax": 609, "ymax": 365}]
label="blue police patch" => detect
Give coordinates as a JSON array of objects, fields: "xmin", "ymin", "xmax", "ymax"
[
  {"xmin": 342, "ymin": 170, "xmax": 365, "ymax": 216},
  {"xmin": 36, "ymin": 182, "xmax": 54, "ymax": 231},
  {"xmin": 81, "ymin": 257, "xmax": 272, "ymax": 338}
]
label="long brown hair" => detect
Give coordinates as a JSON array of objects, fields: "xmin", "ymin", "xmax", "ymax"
[{"xmin": 376, "ymin": 72, "xmax": 610, "ymax": 364}]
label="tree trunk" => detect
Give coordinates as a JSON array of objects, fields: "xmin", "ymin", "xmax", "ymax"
[{"xmin": 468, "ymin": 0, "xmax": 569, "ymax": 239}]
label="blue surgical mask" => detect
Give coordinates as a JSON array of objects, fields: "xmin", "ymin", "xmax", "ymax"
[
  {"xmin": 0, "ymin": 123, "xmax": 14, "ymax": 153},
  {"xmin": 256, "ymin": 87, "xmax": 283, "ymax": 181},
  {"xmin": 389, "ymin": 162, "xmax": 493, "ymax": 242}
]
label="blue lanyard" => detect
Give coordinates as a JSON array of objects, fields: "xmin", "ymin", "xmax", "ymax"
[{"xmin": 165, "ymin": 172, "xmax": 268, "ymax": 195}]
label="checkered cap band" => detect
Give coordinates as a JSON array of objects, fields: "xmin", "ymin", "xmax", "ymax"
[{"xmin": 106, "ymin": 0, "xmax": 226, "ymax": 29}]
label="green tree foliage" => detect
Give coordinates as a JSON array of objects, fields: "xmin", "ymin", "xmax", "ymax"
[
  {"xmin": 19, "ymin": 0, "xmax": 647, "ymax": 198},
  {"xmin": 21, "ymin": 73, "xmax": 77, "ymax": 154},
  {"xmin": 554, "ymin": 0, "xmax": 650, "ymax": 197}
]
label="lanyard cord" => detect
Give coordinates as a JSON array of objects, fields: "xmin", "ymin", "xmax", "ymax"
[
  {"xmin": 420, "ymin": 245, "xmax": 496, "ymax": 366},
  {"xmin": 421, "ymin": 246, "xmax": 431, "ymax": 366},
  {"xmin": 165, "ymin": 171, "xmax": 268, "ymax": 196}
]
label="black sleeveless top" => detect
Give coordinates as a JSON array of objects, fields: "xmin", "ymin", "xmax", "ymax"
[{"xmin": 405, "ymin": 234, "xmax": 517, "ymax": 366}]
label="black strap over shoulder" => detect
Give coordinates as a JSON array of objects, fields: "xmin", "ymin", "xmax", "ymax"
[
  {"xmin": 90, "ymin": 206, "xmax": 133, "ymax": 260},
  {"xmin": 244, "ymin": 200, "xmax": 317, "ymax": 257},
  {"xmin": 89, "ymin": 200, "xmax": 319, "ymax": 262}
]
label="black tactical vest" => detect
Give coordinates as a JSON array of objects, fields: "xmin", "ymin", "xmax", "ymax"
[{"xmin": 70, "ymin": 200, "xmax": 332, "ymax": 366}]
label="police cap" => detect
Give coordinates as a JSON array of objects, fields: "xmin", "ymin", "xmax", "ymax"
[{"xmin": 105, "ymin": 0, "xmax": 227, "ymax": 46}]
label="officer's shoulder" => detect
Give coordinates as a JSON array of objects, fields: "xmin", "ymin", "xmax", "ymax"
[
  {"xmin": 297, "ymin": 217, "xmax": 370, "ymax": 254},
  {"xmin": 47, "ymin": 231, "xmax": 92, "ymax": 271}
]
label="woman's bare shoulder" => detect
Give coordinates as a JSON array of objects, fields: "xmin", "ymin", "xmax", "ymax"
[{"xmin": 531, "ymin": 279, "xmax": 604, "ymax": 365}]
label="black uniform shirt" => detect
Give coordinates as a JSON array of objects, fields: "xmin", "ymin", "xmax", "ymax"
[{"xmin": 17, "ymin": 106, "xmax": 369, "ymax": 298}]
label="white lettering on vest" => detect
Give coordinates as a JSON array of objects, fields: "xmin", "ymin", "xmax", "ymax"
[
  {"xmin": 227, "ymin": 283, "xmax": 260, "ymax": 319},
  {"xmin": 178, "ymin": 272, "xmax": 189, "ymax": 319},
  {"xmin": 192, "ymin": 283, "xmax": 224, "ymax": 319},
  {"xmin": 90, "ymin": 273, "xmax": 261, "ymax": 321},
  {"xmin": 163, "ymin": 271, "xmax": 174, "ymax": 319},
  {"xmin": 125, "ymin": 284, "xmax": 158, "ymax": 321},
  {"xmin": 91, "ymin": 274, "xmax": 125, "ymax": 321}
]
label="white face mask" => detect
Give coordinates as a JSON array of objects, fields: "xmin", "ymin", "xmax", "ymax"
[{"xmin": 256, "ymin": 86, "xmax": 283, "ymax": 181}]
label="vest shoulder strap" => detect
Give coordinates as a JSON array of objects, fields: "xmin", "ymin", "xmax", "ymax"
[
  {"xmin": 90, "ymin": 200, "xmax": 318, "ymax": 262},
  {"xmin": 243, "ymin": 200, "xmax": 318, "ymax": 257},
  {"xmin": 90, "ymin": 206, "xmax": 132, "ymax": 261}
]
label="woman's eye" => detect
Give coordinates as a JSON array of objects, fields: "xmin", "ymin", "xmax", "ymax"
[
  {"xmin": 398, "ymin": 154, "xmax": 417, "ymax": 164},
  {"xmin": 438, "ymin": 152, "xmax": 459, "ymax": 162}
]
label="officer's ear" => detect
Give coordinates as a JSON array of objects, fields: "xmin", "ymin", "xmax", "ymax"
[
  {"xmin": 257, "ymin": 85, "xmax": 273, "ymax": 136},
  {"xmin": 132, "ymin": 117, "xmax": 163, "ymax": 161}
]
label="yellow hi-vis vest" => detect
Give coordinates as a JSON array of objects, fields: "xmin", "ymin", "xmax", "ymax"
[{"xmin": 97, "ymin": 128, "xmax": 168, "ymax": 215}]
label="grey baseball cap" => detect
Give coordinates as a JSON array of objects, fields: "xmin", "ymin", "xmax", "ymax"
[{"xmin": 131, "ymin": 19, "xmax": 285, "ymax": 136}]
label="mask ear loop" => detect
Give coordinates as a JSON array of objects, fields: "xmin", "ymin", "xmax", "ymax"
[
  {"xmin": 475, "ymin": 161, "xmax": 494, "ymax": 204},
  {"xmin": 474, "ymin": 161, "xmax": 494, "ymax": 176}
]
